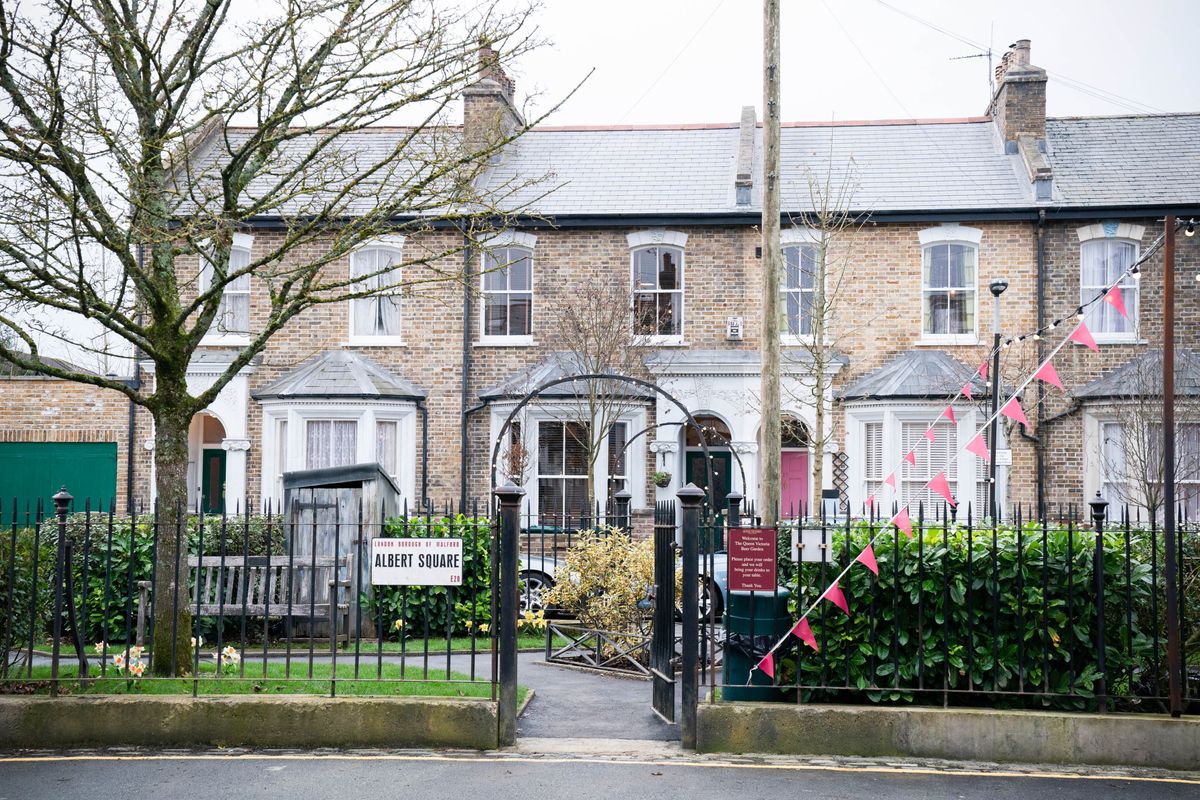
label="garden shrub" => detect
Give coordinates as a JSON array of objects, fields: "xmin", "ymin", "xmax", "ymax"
[
  {"xmin": 542, "ymin": 528, "xmax": 655, "ymax": 633},
  {"xmin": 772, "ymin": 519, "xmax": 1171, "ymax": 710},
  {"xmin": 363, "ymin": 514, "xmax": 492, "ymax": 638}
]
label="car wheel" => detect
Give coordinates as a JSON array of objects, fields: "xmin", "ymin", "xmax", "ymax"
[
  {"xmin": 699, "ymin": 578, "xmax": 724, "ymax": 623},
  {"xmin": 519, "ymin": 571, "xmax": 553, "ymax": 614}
]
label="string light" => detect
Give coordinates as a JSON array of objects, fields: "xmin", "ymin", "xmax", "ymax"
[
  {"xmin": 1186, "ymin": 219, "xmax": 1196, "ymax": 237},
  {"xmin": 1076, "ymin": 307, "xmax": 1086, "ymax": 321}
]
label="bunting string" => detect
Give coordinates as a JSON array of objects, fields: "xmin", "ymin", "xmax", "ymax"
[{"xmin": 746, "ymin": 221, "xmax": 1181, "ymax": 682}]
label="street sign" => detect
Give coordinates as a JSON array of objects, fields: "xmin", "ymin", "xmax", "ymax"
[
  {"xmin": 371, "ymin": 538, "xmax": 463, "ymax": 586},
  {"xmin": 728, "ymin": 527, "xmax": 777, "ymax": 592},
  {"xmin": 996, "ymin": 448, "xmax": 1013, "ymax": 466}
]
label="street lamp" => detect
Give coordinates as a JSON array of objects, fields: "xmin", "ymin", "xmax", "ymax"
[{"xmin": 988, "ymin": 278, "xmax": 1008, "ymax": 520}]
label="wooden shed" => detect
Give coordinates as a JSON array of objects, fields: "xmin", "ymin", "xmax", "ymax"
[{"xmin": 283, "ymin": 462, "xmax": 401, "ymax": 636}]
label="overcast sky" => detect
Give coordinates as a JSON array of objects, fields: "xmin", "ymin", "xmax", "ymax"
[{"xmin": 517, "ymin": 0, "xmax": 1200, "ymax": 126}]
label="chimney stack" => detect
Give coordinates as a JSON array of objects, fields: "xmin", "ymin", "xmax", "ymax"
[
  {"xmin": 463, "ymin": 40, "xmax": 524, "ymax": 155},
  {"xmin": 988, "ymin": 38, "xmax": 1047, "ymax": 145}
]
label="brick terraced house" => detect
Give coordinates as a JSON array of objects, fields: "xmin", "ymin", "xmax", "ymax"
[{"xmin": 3, "ymin": 39, "xmax": 1198, "ymax": 522}]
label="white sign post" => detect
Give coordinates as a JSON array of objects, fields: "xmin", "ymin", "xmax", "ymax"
[{"xmin": 371, "ymin": 538, "xmax": 463, "ymax": 586}]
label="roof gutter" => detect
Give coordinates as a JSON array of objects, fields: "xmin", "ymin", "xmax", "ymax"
[{"xmin": 460, "ymin": 224, "xmax": 473, "ymax": 510}]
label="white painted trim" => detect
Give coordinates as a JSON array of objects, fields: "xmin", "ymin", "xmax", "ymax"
[
  {"xmin": 1076, "ymin": 223, "xmax": 1146, "ymax": 243},
  {"xmin": 918, "ymin": 224, "xmax": 983, "ymax": 246},
  {"xmin": 479, "ymin": 242, "xmax": 534, "ymax": 342},
  {"xmin": 630, "ymin": 243, "xmax": 685, "ymax": 342},
  {"xmin": 481, "ymin": 230, "xmax": 537, "ymax": 250},
  {"xmin": 231, "ymin": 232, "xmax": 255, "ymax": 250},
  {"xmin": 351, "ymin": 234, "xmax": 407, "ymax": 251},
  {"xmin": 626, "ymin": 229, "xmax": 688, "ymax": 249},
  {"xmin": 780, "ymin": 226, "xmax": 821, "ymax": 245}
]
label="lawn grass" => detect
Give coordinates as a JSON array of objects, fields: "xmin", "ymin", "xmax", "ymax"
[{"xmin": 14, "ymin": 660, "xmax": 521, "ymax": 700}]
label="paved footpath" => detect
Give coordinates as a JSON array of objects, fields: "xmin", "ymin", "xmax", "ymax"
[{"xmin": 2, "ymin": 744, "xmax": 1198, "ymax": 800}]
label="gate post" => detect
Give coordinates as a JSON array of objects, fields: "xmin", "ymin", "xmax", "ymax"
[
  {"xmin": 1089, "ymin": 491, "xmax": 1108, "ymax": 713},
  {"xmin": 51, "ymin": 487, "xmax": 73, "ymax": 696},
  {"xmin": 494, "ymin": 483, "xmax": 524, "ymax": 746},
  {"xmin": 726, "ymin": 491, "xmax": 743, "ymax": 528},
  {"xmin": 614, "ymin": 488, "xmax": 632, "ymax": 532},
  {"xmin": 678, "ymin": 483, "xmax": 705, "ymax": 749}
]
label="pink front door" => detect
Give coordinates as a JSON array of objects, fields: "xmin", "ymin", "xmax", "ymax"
[{"xmin": 781, "ymin": 450, "xmax": 810, "ymax": 517}]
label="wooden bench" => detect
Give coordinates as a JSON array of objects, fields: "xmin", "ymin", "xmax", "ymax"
[{"xmin": 185, "ymin": 554, "xmax": 354, "ymax": 643}]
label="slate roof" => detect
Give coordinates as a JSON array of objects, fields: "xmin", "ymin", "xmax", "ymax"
[
  {"xmin": 1045, "ymin": 114, "xmax": 1200, "ymax": 208},
  {"xmin": 477, "ymin": 119, "xmax": 1034, "ymax": 216},
  {"xmin": 838, "ymin": 350, "xmax": 986, "ymax": 401},
  {"xmin": 253, "ymin": 350, "xmax": 426, "ymax": 400},
  {"xmin": 478, "ymin": 352, "xmax": 655, "ymax": 401},
  {"xmin": 183, "ymin": 111, "xmax": 1200, "ymax": 219},
  {"xmin": 1073, "ymin": 349, "xmax": 1200, "ymax": 400}
]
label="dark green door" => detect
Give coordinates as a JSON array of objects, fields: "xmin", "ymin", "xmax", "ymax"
[
  {"xmin": 0, "ymin": 442, "xmax": 118, "ymax": 523},
  {"xmin": 685, "ymin": 450, "xmax": 733, "ymax": 511},
  {"xmin": 201, "ymin": 449, "xmax": 227, "ymax": 514}
]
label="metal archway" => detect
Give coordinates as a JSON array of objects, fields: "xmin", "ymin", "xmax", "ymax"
[
  {"xmin": 487, "ymin": 372, "xmax": 720, "ymax": 513},
  {"xmin": 614, "ymin": 419, "xmax": 748, "ymax": 502}
]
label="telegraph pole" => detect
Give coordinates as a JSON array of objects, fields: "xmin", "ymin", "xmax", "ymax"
[
  {"xmin": 1163, "ymin": 216, "xmax": 1182, "ymax": 717},
  {"xmin": 760, "ymin": 0, "xmax": 782, "ymax": 527}
]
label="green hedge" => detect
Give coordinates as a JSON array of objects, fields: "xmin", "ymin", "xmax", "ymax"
[{"xmin": 770, "ymin": 519, "xmax": 1184, "ymax": 710}]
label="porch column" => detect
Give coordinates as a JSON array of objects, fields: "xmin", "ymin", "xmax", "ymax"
[{"xmin": 222, "ymin": 438, "xmax": 251, "ymax": 512}]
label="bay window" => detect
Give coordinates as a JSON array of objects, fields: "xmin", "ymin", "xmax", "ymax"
[
  {"xmin": 537, "ymin": 420, "xmax": 589, "ymax": 523},
  {"xmin": 305, "ymin": 420, "xmax": 357, "ymax": 470}
]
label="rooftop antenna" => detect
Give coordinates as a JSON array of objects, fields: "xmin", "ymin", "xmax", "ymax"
[{"xmin": 950, "ymin": 21, "xmax": 994, "ymax": 102}]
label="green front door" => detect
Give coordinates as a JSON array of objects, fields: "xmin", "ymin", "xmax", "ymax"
[
  {"xmin": 685, "ymin": 450, "xmax": 733, "ymax": 512},
  {"xmin": 0, "ymin": 442, "xmax": 118, "ymax": 523},
  {"xmin": 201, "ymin": 449, "xmax": 227, "ymax": 514}
]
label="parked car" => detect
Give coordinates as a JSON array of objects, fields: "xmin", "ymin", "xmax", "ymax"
[{"xmin": 518, "ymin": 547, "xmax": 729, "ymax": 622}]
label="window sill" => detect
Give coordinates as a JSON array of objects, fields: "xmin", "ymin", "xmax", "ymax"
[
  {"xmin": 634, "ymin": 336, "xmax": 687, "ymax": 347},
  {"xmin": 917, "ymin": 334, "xmax": 979, "ymax": 347},
  {"xmin": 1089, "ymin": 335, "xmax": 1146, "ymax": 346},
  {"xmin": 345, "ymin": 337, "xmax": 407, "ymax": 347},
  {"xmin": 782, "ymin": 335, "xmax": 814, "ymax": 347},
  {"xmin": 201, "ymin": 335, "xmax": 251, "ymax": 347},
  {"xmin": 475, "ymin": 337, "xmax": 536, "ymax": 348}
]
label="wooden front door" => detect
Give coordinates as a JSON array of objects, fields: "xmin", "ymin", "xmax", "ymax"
[
  {"xmin": 685, "ymin": 450, "xmax": 733, "ymax": 512},
  {"xmin": 781, "ymin": 450, "xmax": 810, "ymax": 517},
  {"xmin": 201, "ymin": 448, "xmax": 227, "ymax": 514}
]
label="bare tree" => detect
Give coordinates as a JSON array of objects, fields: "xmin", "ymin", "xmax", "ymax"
[
  {"xmin": 779, "ymin": 154, "xmax": 870, "ymax": 513},
  {"xmin": 0, "ymin": 0, "xmax": 563, "ymax": 674},
  {"xmin": 1097, "ymin": 351, "xmax": 1200, "ymax": 520},
  {"xmin": 542, "ymin": 278, "xmax": 654, "ymax": 517}
]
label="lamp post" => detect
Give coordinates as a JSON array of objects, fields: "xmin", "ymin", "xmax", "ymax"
[{"xmin": 988, "ymin": 278, "xmax": 1008, "ymax": 521}]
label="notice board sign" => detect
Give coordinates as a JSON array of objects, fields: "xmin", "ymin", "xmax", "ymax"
[
  {"xmin": 728, "ymin": 527, "xmax": 777, "ymax": 592},
  {"xmin": 371, "ymin": 538, "xmax": 462, "ymax": 586}
]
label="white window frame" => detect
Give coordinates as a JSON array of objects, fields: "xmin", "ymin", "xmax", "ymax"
[
  {"xmin": 490, "ymin": 402, "xmax": 648, "ymax": 523},
  {"xmin": 200, "ymin": 232, "xmax": 254, "ymax": 345},
  {"xmin": 1077, "ymin": 224, "xmax": 1144, "ymax": 345},
  {"xmin": 846, "ymin": 402, "xmax": 990, "ymax": 516},
  {"xmin": 918, "ymin": 225, "xmax": 981, "ymax": 346},
  {"xmin": 347, "ymin": 235, "xmax": 406, "ymax": 346},
  {"xmin": 479, "ymin": 231, "xmax": 537, "ymax": 346},
  {"xmin": 628, "ymin": 230, "xmax": 687, "ymax": 345},
  {"xmin": 1085, "ymin": 407, "xmax": 1200, "ymax": 518},
  {"xmin": 260, "ymin": 401, "xmax": 418, "ymax": 506},
  {"xmin": 781, "ymin": 227, "xmax": 821, "ymax": 345}
]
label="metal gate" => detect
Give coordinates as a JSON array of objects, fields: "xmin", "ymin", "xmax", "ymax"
[{"xmin": 650, "ymin": 500, "xmax": 677, "ymax": 722}]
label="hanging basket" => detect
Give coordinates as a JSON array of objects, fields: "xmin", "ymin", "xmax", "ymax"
[{"xmin": 652, "ymin": 471, "xmax": 672, "ymax": 488}]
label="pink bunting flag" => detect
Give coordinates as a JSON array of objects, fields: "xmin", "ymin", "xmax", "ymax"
[
  {"xmin": 928, "ymin": 471, "xmax": 957, "ymax": 507},
  {"xmin": 892, "ymin": 507, "xmax": 913, "ymax": 538},
  {"xmin": 962, "ymin": 381, "xmax": 974, "ymax": 401},
  {"xmin": 855, "ymin": 543, "xmax": 879, "ymax": 576},
  {"xmin": 966, "ymin": 432, "xmax": 991, "ymax": 462},
  {"xmin": 823, "ymin": 581, "xmax": 850, "ymax": 615},
  {"xmin": 865, "ymin": 493, "xmax": 876, "ymax": 510},
  {"xmin": 1104, "ymin": 287, "xmax": 1128, "ymax": 318},
  {"xmin": 757, "ymin": 651, "xmax": 775, "ymax": 679},
  {"xmin": 923, "ymin": 427, "xmax": 936, "ymax": 443},
  {"xmin": 884, "ymin": 472, "xmax": 897, "ymax": 489},
  {"xmin": 978, "ymin": 361, "xmax": 989, "ymax": 381},
  {"xmin": 943, "ymin": 405, "xmax": 957, "ymax": 424},
  {"xmin": 1001, "ymin": 397, "xmax": 1029, "ymax": 428},
  {"xmin": 1034, "ymin": 360, "xmax": 1064, "ymax": 391},
  {"xmin": 904, "ymin": 450, "xmax": 916, "ymax": 466},
  {"xmin": 1069, "ymin": 321, "xmax": 1099, "ymax": 352},
  {"xmin": 791, "ymin": 617, "xmax": 819, "ymax": 652}
]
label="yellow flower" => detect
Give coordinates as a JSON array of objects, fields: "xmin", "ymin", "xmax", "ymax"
[
  {"xmin": 464, "ymin": 620, "xmax": 474, "ymax": 629},
  {"xmin": 392, "ymin": 618, "xmax": 405, "ymax": 631},
  {"xmin": 522, "ymin": 610, "xmax": 534, "ymax": 622},
  {"xmin": 535, "ymin": 609, "xmax": 545, "ymax": 619},
  {"xmin": 479, "ymin": 623, "xmax": 490, "ymax": 634}
]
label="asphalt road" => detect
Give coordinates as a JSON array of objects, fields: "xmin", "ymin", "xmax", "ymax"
[{"xmin": 2, "ymin": 750, "xmax": 1197, "ymax": 800}]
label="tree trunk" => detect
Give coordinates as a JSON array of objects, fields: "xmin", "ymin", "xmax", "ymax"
[{"xmin": 150, "ymin": 378, "xmax": 195, "ymax": 677}]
